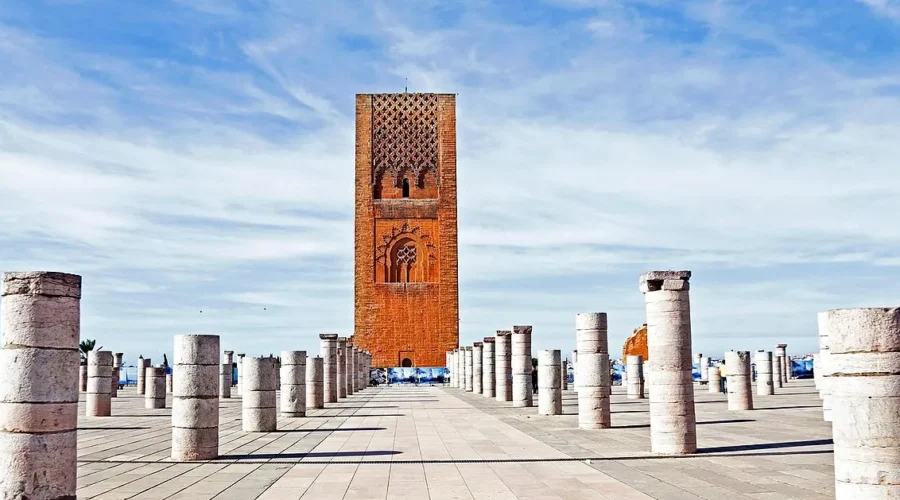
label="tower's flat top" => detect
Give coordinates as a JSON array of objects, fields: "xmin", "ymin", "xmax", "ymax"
[{"xmin": 358, "ymin": 92, "xmax": 455, "ymax": 97}]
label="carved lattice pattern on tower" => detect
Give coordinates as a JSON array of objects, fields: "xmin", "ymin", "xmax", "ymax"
[{"xmin": 372, "ymin": 93, "xmax": 438, "ymax": 186}]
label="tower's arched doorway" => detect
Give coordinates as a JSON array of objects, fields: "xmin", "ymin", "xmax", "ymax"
[{"xmin": 401, "ymin": 358, "xmax": 413, "ymax": 367}]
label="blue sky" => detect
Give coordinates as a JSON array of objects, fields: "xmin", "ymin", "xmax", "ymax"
[{"xmin": 2, "ymin": 0, "xmax": 900, "ymax": 365}]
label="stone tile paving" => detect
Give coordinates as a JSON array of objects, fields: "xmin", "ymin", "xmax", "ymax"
[{"xmin": 76, "ymin": 379, "xmax": 832, "ymax": 499}]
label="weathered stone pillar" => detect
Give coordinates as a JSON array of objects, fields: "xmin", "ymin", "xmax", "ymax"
[
  {"xmin": 137, "ymin": 356, "xmax": 150, "ymax": 395},
  {"xmin": 336, "ymin": 337, "xmax": 348, "ymax": 399},
  {"xmin": 236, "ymin": 353, "xmax": 245, "ymax": 395},
  {"xmin": 817, "ymin": 312, "xmax": 833, "ymax": 422},
  {"xmin": 346, "ymin": 343, "xmax": 355, "ymax": 396},
  {"xmin": 578, "ymin": 351, "xmax": 610, "ymax": 428},
  {"xmin": 827, "ymin": 308, "xmax": 900, "ymax": 498},
  {"xmin": 512, "ymin": 325, "xmax": 533, "ymax": 407},
  {"xmin": 699, "ymin": 356, "xmax": 710, "ymax": 382},
  {"xmin": 775, "ymin": 354, "xmax": 784, "ymax": 388},
  {"xmin": 572, "ymin": 350, "xmax": 578, "ymax": 389},
  {"xmin": 146, "ymin": 366, "xmax": 166, "ymax": 409},
  {"xmin": 86, "ymin": 350, "xmax": 112, "ymax": 417},
  {"xmin": 495, "ymin": 331, "xmax": 513, "ymax": 402},
  {"xmin": 482, "ymin": 337, "xmax": 496, "ymax": 398},
  {"xmin": 561, "ymin": 360, "xmax": 568, "ymax": 391},
  {"xmin": 640, "ymin": 270, "xmax": 697, "ymax": 454},
  {"xmin": 320, "ymin": 334, "xmax": 338, "ymax": 403},
  {"xmin": 449, "ymin": 349, "xmax": 457, "ymax": 387},
  {"xmin": 695, "ymin": 353, "xmax": 702, "ymax": 377},
  {"xmin": 241, "ymin": 357, "xmax": 276, "ymax": 432},
  {"xmin": 464, "ymin": 346, "xmax": 474, "ymax": 392},
  {"xmin": 79, "ymin": 364, "xmax": 87, "ymax": 392},
  {"xmin": 358, "ymin": 348, "xmax": 366, "ymax": 391},
  {"xmin": 755, "ymin": 350, "xmax": 774, "ymax": 396},
  {"xmin": 172, "ymin": 334, "xmax": 219, "ymax": 461},
  {"xmin": 280, "ymin": 351, "xmax": 306, "ymax": 417},
  {"xmin": 725, "ymin": 351, "xmax": 753, "ymax": 410},
  {"xmin": 166, "ymin": 372, "xmax": 173, "ymax": 393},
  {"xmin": 626, "ymin": 355, "xmax": 645, "ymax": 399},
  {"xmin": 576, "ymin": 313, "xmax": 609, "ymax": 398},
  {"xmin": 111, "ymin": 352, "xmax": 123, "ymax": 397},
  {"xmin": 455, "ymin": 348, "xmax": 462, "ymax": 388},
  {"xmin": 472, "ymin": 342, "xmax": 483, "ymax": 394},
  {"xmin": 306, "ymin": 356, "xmax": 324, "ymax": 410},
  {"xmin": 1, "ymin": 271, "xmax": 81, "ymax": 500},
  {"xmin": 708, "ymin": 363, "xmax": 722, "ymax": 393},
  {"xmin": 775, "ymin": 344, "xmax": 788, "ymax": 383},
  {"xmin": 219, "ymin": 351, "xmax": 234, "ymax": 399},
  {"xmin": 352, "ymin": 346, "xmax": 360, "ymax": 393},
  {"xmin": 538, "ymin": 350, "xmax": 562, "ymax": 415}
]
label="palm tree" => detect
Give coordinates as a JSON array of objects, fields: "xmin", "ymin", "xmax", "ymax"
[{"xmin": 79, "ymin": 339, "xmax": 102, "ymax": 363}]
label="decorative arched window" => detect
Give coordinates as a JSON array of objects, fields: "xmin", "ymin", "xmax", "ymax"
[
  {"xmin": 402, "ymin": 178, "xmax": 410, "ymax": 198},
  {"xmin": 388, "ymin": 237, "xmax": 417, "ymax": 283}
]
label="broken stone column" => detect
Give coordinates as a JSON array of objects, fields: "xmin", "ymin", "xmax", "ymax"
[
  {"xmin": 538, "ymin": 349, "xmax": 562, "ymax": 415},
  {"xmin": 111, "ymin": 352, "xmax": 123, "ymax": 398},
  {"xmin": 640, "ymin": 270, "xmax": 697, "ymax": 454},
  {"xmin": 242, "ymin": 357, "xmax": 276, "ymax": 432},
  {"xmin": 450, "ymin": 349, "xmax": 458, "ymax": 388},
  {"xmin": 699, "ymin": 356, "xmax": 710, "ymax": 382},
  {"xmin": 137, "ymin": 357, "xmax": 150, "ymax": 395},
  {"xmin": 336, "ymin": 337, "xmax": 348, "ymax": 399},
  {"xmin": 219, "ymin": 350, "xmax": 234, "ymax": 399},
  {"xmin": 237, "ymin": 353, "xmax": 245, "ymax": 395},
  {"xmin": 775, "ymin": 354, "xmax": 784, "ymax": 388},
  {"xmin": 576, "ymin": 313, "xmax": 609, "ymax": 399},
  {"xmin": 166, "ymin": 372, "xmax": 173, "ymax": 393},
  {"xmin": 708, "ymin": 363, "xmax": 723, "ymax": 393},
  {"xmin": 351, "ymin": 346, "xmax": 360, "ymax": 393},
  {"xmin": 725, "ymin": 351, "xmax": 753, "ymax": 410},
  {"xmin": 306, "ymin": 356, "xmax": 324, "ymax": 410},
  {"xmin": 817, "ymin": 312, "xmax": 833, "ymax": 422},
  {"xmin": 464, "ymin": 346, "xmax": 474, "ymax": 392},
  {"xmin": 826, "ymin": 308, "xmax": 900, "ymax": 498},
  {"xmin": 456, "ymin": 348, "xmax": 462, "ymax": 389},
  {"xmin": 280, "ymin": 351, "xmax": 306, "ymax": 417},
  {"xmin": 0, "ymin": 271, "xmax": 81, "ymax": 500},
  {"xmin": 626, "ymin": 355, "xmax": 645, "ymax": 399},
  {"xmin": 512, "ymin": 326, "xmax": 534, "ymax": 407},
  {"xmin": 172, "ymin": 334, "xmax": 219, "ymax": 461},
  {"xmin": 145, "ymin": 366, "xmax": 166, "ymax": 409},
  {"xmin": 755, "ymin": 350, "xmax": 774, "ymax": 396},
  {"xmin": 79, "ymin": 364, "xmax": 87, "ymax": 392},
  {"xmin": 482, "ymin": 337, "xmax": 496, "ymax": 398},
  {"xmin": 572, "ymin": 350, "xmax": 578, "ymax": 388},
  {"xmin": 775, "ymin": 344, "xmax": 788, "ymax": 383},
  {"xmin": 495, "ymin": 331, "xmax": 513, "ymax": 402},
  {"xmin": 561, "ymin": 360, "xmax": 568, "ymax": 391},
  {"xmin": 346, "ymin": 342, "xmax": 355, "ymax": 396},
  {"xmin": 86, "ymin": 350, "xmax": 112, "ymax": 417},
  {"xmin": 319, "ymin": 334, "xmax": 338, "ymax": 403},
  {"xmin": 578, "ymin": 351, "xmax": 610, "ymax": 428},
  {"xmin": 472, "ymin": 342, "xmax": 483, "ymax": 394}
]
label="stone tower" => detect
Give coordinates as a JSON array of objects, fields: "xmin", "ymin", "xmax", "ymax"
[{"xmin": 354, "ymin": 93, "xmax": 459, "ymax": 368}]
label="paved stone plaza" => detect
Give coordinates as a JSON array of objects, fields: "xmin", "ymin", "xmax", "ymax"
[{"xmin": 74, "ymin": 379, "xmax": 833, "ymax": 499}]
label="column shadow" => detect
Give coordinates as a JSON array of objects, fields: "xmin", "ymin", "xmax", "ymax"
[{"xmin": 699, "ymin": 439, "xmax": 832, "ymax": 453}]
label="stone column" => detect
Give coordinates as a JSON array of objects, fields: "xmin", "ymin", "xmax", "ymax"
[
  {"xmin": 755, "ymin": 350, "xmax": 774, "ymax": 396},
  {"xmin": 241, "ymin": 357, "xmax": 276, "ymax": 432},
  {"xmin": 220, "ymin": 350, "xmax": 234, "ymax": 399},
  {"xmin": 626, "ymin": 355, "xmax": 645, "ymax": 399},
  {"xmin": 166, "ymin": 372, "xmax": 173, "ymax": 393},
  {"xmin": 572, "ymin": 350, "xmax": 578, "ymax": 389},
  {"xmin": 306, "ymin": 356, "xmax": 324, "ymax": 410},
  {"xmin": 725, "ymin": 351, "xmax": 753, "ymax": 410},
  {"xmin": 495, "ymin": 331, "xmax": 513, "ymax": 402},
  {"xmin": 137, "ymin": 357, "xmax": 150, "ymax": 395},
  {"xmin": 817, "ymin": 312, "xmax": 833, "ymax": 422},
  {"xmin": 146, "ymin": 366, "xmax": 166, "ymax": 409},
  {"xmin": 482, "ymin": 338, "xmax": 496, "ymax": 398},
  {"xmin": 464, "ymin": 346, "xmax": 474, "ymax": 392},
  {"xmin": 86, "ymin": 350, "xmax": 112, "ymax": 417},
  {"xmin": 172, "ymin": 334, "xmax": 219, "ymax": 461},
  {"xmin": 345, "ymin": 343, "xmax": 355, "ymax": 396},
  {"xmin": 320, "ymin": 334, "xmax": 338, "ymax": 403},
  {"xmin": 336, "ymin": 337, "xmax": 348, "ymax": 399},
  {"xmin": 708, "ymin": 363, "xmax": 723, "ymax": 393},
  {"xmin": 699, "ymin": 356, "xmax": 710, "ymax": 382},
  {"xmin": 0, "ymin": 271, "xmax": 81, "ymax": 500},
  {"xmin": 826, "ymin": 308, "xmax": 900, "ymax": 498},
  {"xmin": 511, "ymin": 325, "xmax": 533, "ymax": 407},
  {"xmin": 111, "ymin": 352, "xmax": 123, "ymax": 398},
  {"xmin": 472, "ymin": 342, "xmax": 483, "ymax": 394},
  {"xmin": 578, "ymin": 351, "xmax": 610, "ymax": 428},
  {"xmin": 280, "ymin": 351, "xmax": 306, "ymax": 417},
  {"xmin": 640, "ymin": 270, "xmax": 697, "ymax": 454},
  {"xmin": 236, "ymin": 353, "xmax": 245, "ymax": 395},
  {"xmin": 538, "ymin": 350, "xmax": 562, "ymax": 415},
  {"xmin": 576, "ymin": 313, "xmax": 609, "ymax": 398},
  {"xmin": 80, "ymin": 364, "xmax": 87, "ymax": 392},
  {"xmin": 775, "ymin": 354, "xmax": 784, "ymax": 388},
  {"xmin": 775, "ymin": 344, "xmax": 788, "ymax": 383},
  {"xmin": 561, "ymin": 360, "xmax": 568, "ymax": 391},
  {"xmin": 456, "ymin": 348, "xmax": 463, "ymax": 389},
  {"xmin": 352, "ymin": 346, "xmax": 360, "ymax": 393}
]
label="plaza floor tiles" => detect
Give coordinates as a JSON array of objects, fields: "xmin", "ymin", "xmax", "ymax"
[{"xmin": 76, "ymin": 380, "xmax": 833, "ymax": 499}]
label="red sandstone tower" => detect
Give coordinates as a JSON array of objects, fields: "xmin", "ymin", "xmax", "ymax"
[{"xmin": 354, "ymin": 93, "xmax": 459, "ymax": 368}]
